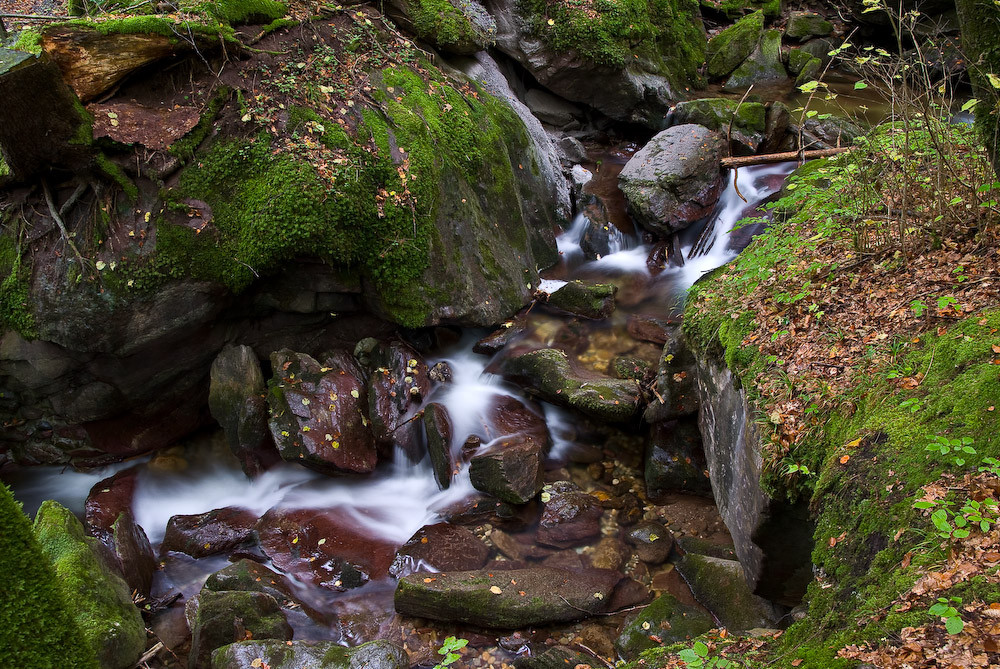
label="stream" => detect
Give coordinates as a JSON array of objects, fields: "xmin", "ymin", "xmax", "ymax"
[{"xmin": 2, "ymin": 160, "xmax": 797, "ymax": 662}]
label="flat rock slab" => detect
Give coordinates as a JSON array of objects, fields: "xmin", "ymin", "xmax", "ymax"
[
  {"xmin": 394, "ymin": 567, "xmax": 649, "ymax": 628},
  {"xmin": 389, "ymin": 522, "xmax": 490, "ymax": 578}
]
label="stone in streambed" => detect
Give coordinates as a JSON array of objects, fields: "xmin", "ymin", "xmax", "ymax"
[
  {"xmin": 389, "ymin": 523, "xmax": 490, "ymax": 578},
  {"xmin": 394, "ymin": 567, "xmax": 648, "ymax": 628},
  {"xmin": 211, "ymin": 639, "xmax": 408, "ymax": 669},
  {"xmin": 514, "ymin": 646, "xmax": 594, "ymax": 669},
  {"xmin": 203, "ymin": 558, "xmax": 328, "ymax": 624},
  {"xmin": 423, "ymin": 402, "xmax": 454, "ymax": 489},
  {"xmin": 675, "ymin": 554, "xmax": 780, "ymax": 631},
  {"xmin": 724, "ymin": 30, "xmax": 787, "ymax": 92},
  {"xmin": 625, "ymin": 521, "xmax": 674, "ymax": 564},
  {"xmin": 644, "ymin": 330, "xmax": 699, "ymax": 423},
  {"xmin": 614, "ymin": 593, "xmax": 714, "ymax": 659},
  {"xmin": 670, "ymin": 98, "xmax": 767, "ymax": 155},
  {"xmin": 499, "ymin": 348, "xmax": 643, "ymax": 422},
  {"xmin": 544, "ymin": 280, "xmax": 617, "ymax": 320},
  {"xmin": 611, "ymin": 355, "xmax": 654, "ymax": 381},
  {"xmin": 33, "ymin": 500, "xmax": 146, "ymax": 669},
  {"xmin": 470, "ymin": 436, "xmax": 545, "ymax": 504},
  {"xmin": 785, "ymin": 11, "xmax": 834, "ymax": 40},
  {"xmin": 618, "ymin": 125, "xmax": 725, "ymax": 237},
  {"xmin": 705, "ymin": 10, "xmax": 765, "ymax": 79},
  {"xmin": 486, "ymin": 394, "xmax": 550, "ymax": 447},
  {"xmin": 85, "ymin": 468, "xmax": 155, "ymax": 598},
  {"xmin": 186, "ymin": 590, "xmax": 292, "ymax": 669},
  {"xmin": 473, "ymin": 317, "xmax": 528, "ymax": 355},
  {"xmin": 536, "ymin": 482, "xmax": 603, "ymax": 548},
  {"xmin": 209, "ymin": 344, "xmax": 279, "ymax": 477},
  {"xmin": 366, "ymin": 340, "xmax": 431, "ymax": 461},
  {"xmin": 645, "ymin": 418, "xmax": 712, "ymax": 498},
  {"xmin": 161, "ymin": 506, "xmax": 258, "ymax": 559},
  {"xmin": 268, "ymin": 349, "xmax": 375, "ymax": 475}
]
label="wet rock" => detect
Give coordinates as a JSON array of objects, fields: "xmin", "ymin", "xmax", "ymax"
[
  {"xmin": 499, "ymin": 348, "xmax": 643, "ymax": 422},
  {"xmin": 724, "ymin": 29, "xmax": 787, "ymax": 92},
  {"xmin": 394, "ymin": 567, "xmax": 648, "ymax": 628},
  {"xmin": 536, "ymin": 482, "xmax": 603, "ymax": 548},
  {"xmin": 256, "ymin": 508, "xmax": 397, "ymax": 591},
  {"xmin": 590, "ymin": 536, "xmax": 629, "ymax": 571},
  {"xmin": 645, "ymin": 418, "xmax": 712, "ymax": 498},
  {"xmin": 389, "ymin": 523, "xmax": 490, "ymax": 578},
  {"xmin": 470, "ymin": 436, "xmax": 546, "ymax": 504},
  {"xmin": 209, "ymin": 344, "xmax": 278, "ymax": 477},
  {"xmin": 545, "ymin": 280, "xmax": 617, "ymax": 320},
  {"xmin": 268, "ymin": 349, "xmax": 376, "ymax": 475},
  {"xmin": 625, "ymin": 521, "xmax": 675, "ymax": 564},
  {"xmin": 670, "ymin": 98, "xmax": 767, "ymax": 155},
  {"xmin": 786, "ymin": 11, "xmax": 834, "ymax": 40},
  {"xmin": 422, "ymin": 402, "xmax": 455, "ymax": 489},
  {"xmin": 366, "ymin": 341, "xmax": 431, "ymax": 461},
  {"xmin": 33, "ymin": 500, "xmax": 145, "ymax": 669},
  {"xmin": 557, "ymin": 136, "xmax": 588, "ymax": 164},
  {"xmin": 211, "ymin": 639, "xmax": 408, "ymax": 669},
  {"xmin": 578, "ymin": 217, "xmax": 618, "ymax": 260},
  {"xmin": 675, "ymin": 554, "xmax": 780, "ymax": 631},
  {"xmin": 676, "ymin": 536, "xmax": 738, "ymax": 561},
  {"xmin": 486, "ymin": 394, "xmax": 550, "ymax": 448},
  {"xmin": 627, "ymin": 314, "xmax": 677, "ymax": 346},
  {"xmin": 490, "ymin": 527, "xmax": 554, "ymax": 561},
  {"xmin": 644, "ymin": 330, "xmax": 699, "ymax": 422},
  {"xmin": 799, "ymin": 37, "xmax": 838, "ymax": 65},
  {"xmin": 786, "ymin": 47, "xmax": 814, "ymax": 77},
  {"xmin": 186, "ymin": 590, "xmax": 292, "ymax": 669},
  {"xmin": 611, "ymin": 355, "xmax": 654, "ymax": 381},
  {"xmin": 524, "ymin": 88, "xmax": 582, "ymax": 127},
  {"xmin": 428, "ymin": 362, "xmax": 453, "ymax": 384},
  {"xmin": 473, "ymin": 318, "xmax": 528, "ymax": 355},
  {"xmin": 203, "ymin": 559, "xmax": 328, "ymax": 624},
  {"xmin": 794, "ymin": 57, "xmax": 823, "ymax": 87},
  {"xmin": 161, "ymin": 507, "xmax": 258, "ymax": 559},
  {"xmin": 513, "ymin": 645, "xmax": 593, "ymax": 669},
  {"xmin": 705, "ymin": 10, "xmax": 764, "ymax": 79},
  {"xmin": 385, "ymin": 0, "xmax": 495, "ymax": 55},
  {"xmin": 761, "ymin": 101, "xmax": 793, "ymax": 153},
  {"xmin": 614, "ymin": 593, "xmax": 714, "ymax": 659},
  {"xmin": 802, "ymin": 114, "xmax": 862, "ymax": 149},
  {"xmin": 618, "ymin": 125, "xmax": 725, "ymax": 237},
  {"xmin": 84, "ymin": 468, "xmax": 155, "ymax": 597}
]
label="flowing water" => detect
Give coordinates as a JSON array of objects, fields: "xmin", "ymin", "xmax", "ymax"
[{"xmin": 2, "ymin": 161, "xmax": 796, "ymax": 653}]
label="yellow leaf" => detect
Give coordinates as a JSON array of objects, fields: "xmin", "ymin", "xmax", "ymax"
[{"xmin": 489, "ymin": 586, "xmax": 502, "ymax": 594}]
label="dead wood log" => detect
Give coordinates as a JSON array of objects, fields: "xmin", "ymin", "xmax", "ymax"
[{"xmin": 720, "ymin": 147, "xmax": 852, "ymax": 168}]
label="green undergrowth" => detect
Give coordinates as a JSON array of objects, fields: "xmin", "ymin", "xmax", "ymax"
[
  {"xmin": 683, "ymin": 148, "xmax": 1000, "ymax": 665},
  {"xmin": 518, "ymin": 0, "xmax": 705, "ymax": 83},
  {"xmin": 0, "ymin": 231, "xmax": 36, "ymax": 338},
  {"xmin": 13, "ymin": 28, "xmax": 42, "ymax": 54},
  {"xmin": 0, "ymin": 484, "xmax": 98, "ymax": 668}
]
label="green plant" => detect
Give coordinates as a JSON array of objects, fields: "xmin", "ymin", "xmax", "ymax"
[
  {"xmin": 928, "ymin": 596, "xmax": 965, "ymax": 634},
  {"xmin": 924, "ymin": 434, "xmax": 976, "ymax": 466},
  {"xmin": 433, "ymin": 636, "xmax": 468, "ymax": 669},
  {"xmin": 678, "ymin": 641, "xmax": 733, "ymax": 668}
]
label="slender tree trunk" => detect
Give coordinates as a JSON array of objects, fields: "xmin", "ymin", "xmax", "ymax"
[{"xmin": 955, "ymin": 0, "xmax": 1000, "ymax": 178}]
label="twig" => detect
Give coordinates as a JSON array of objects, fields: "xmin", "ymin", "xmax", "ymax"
[
  {"xmin": 42, "ymin": 179, "xmax": 88, "ymax": 270},
  {"xmin": 571, "ymin": 642, "xmax": 615, "ymax": 669},
  {"xmin": 0, "ymin": 12, "xmax": 65, "ymax": 19},
  {"xmin": 728, "ymin": 86, "xmax": 754, "ymax": 206},
  {"xmin": 133, "ymin": 641, "xmax": 163, "ymax": 668},
  {"xmin": 58, "ymin": 181, "xmax": 89, "ymax": 217}
]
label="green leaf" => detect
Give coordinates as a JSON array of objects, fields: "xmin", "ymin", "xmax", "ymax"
[
  {"xmin": 987, "ymin": 73, "xmax": 1000, "ymax": 89},
  {"xmin": 945, "ymin": 616, "xmax": 964, "ymax": 634},
  {"xmin": 694, "ymin": 641, "xmax": 710, "ymax": 657},
  {"xmin": 961, "ymin": 98, "xmax": 979, "ymax": 112},
  {"xmin": 854, "ymin": 81, "xmax": 868, "ymax": 90}
]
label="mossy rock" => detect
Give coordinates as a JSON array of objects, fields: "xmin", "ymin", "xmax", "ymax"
[
  {"xmin": 32, "ymin": 500, "xmax": 144, "ymax": 669},
  {"xmin": 0, "ymin": 485, "xmax": 98, "ymax": 669},
  {"xmin": 187, "ymin": 590, "xmax": 292, "ymax": 668},
  {"xmin": 671, "ymin": 98, "xmax": 767, "ymax": 153},
  {"xmin": 785, "ymin": 47, "xmax": 812, "ymax": 76},
  {"xmin": 705, "ymin": 10, "xmax": 764, "ymax": 79},
  {"xmin": 545, "ymin": 280, "xmax": 617, "ymax": 319},
  {"xmin": 387, "ymin": 0, "xmax": 495, "ymax": 54},
  {"xmin": 205, "ymin": 0, "xmax": 288, "ymax": 25},
  {"xmin": 675, "ymin": 550, "xmax": 780, "ymax": 632},
  {"xmin": 212, "ymin": 638, "xmax": 408, "ymax": 669},
  {"xmin": 724, "ymin": 29, "xmax": 787, "ymax": 91},
  {"xmin": 794, "ymin": 56, "xmax": 823, "ymax": 88},
  {"xmin": 785, "ymin": 11, "xmax": 833, "ymax": 40},
  {"xmin": 614, "ymin": 593, "xmax": 714, "ymax": 659}
]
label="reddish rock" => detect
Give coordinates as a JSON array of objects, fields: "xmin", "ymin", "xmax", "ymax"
[
  {"xmin": 490, "ymin": 528, "xmax": 553, "ymax": 561},
  {"xmin": 161, "ymin": 506, "xmax": 259, "ymax": 559},
  {"xmin": 85, "ymin": 467, "xmax": 140, "ymax": 536},
  {"xmin": 367, "ymin": 341, "xmax": 431, "ymax": 461},
  {"xmin": 626, "ymin": 521, "xmax": 675, "ymax": 564},
  {"xmin": 536, "ymin": 483, "xmax": 603, "ymax": 549},
  {"xmin": 626, "ymin": 315, "xmax": 678, "ymax": 345},
  {"xmin": 268, "ymin": 349, "xmax": 376, "ymax": 475},
  {"xmin": 256, "ymin": 508, "xmax": 397, "ymax": 591},
  {"xmin": 472, "ymin": 318, "xmax": 527, "ymax": 355},
  {"xmin": 486, "ymin": 395, "xmax": 549, "ymax": 448},
  {"xmin": 389, "ymin": 523, "xmax": 489, "ymax": 578}
]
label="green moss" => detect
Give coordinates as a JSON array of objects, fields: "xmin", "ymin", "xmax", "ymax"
[
  {"xmin": 60, "ymin": 15, "xmax": 237, "ymax": 42},
  {"xmin": 0, "ymin": 485, "xmax": 98, "ymax": 669},
  {"xmin": 518, "ymin": 0, "xmax": 705, "ymax": 84},
  {"xmin": 95, "ymin": 153, "xmax": 138, "ymax": 199},
  {"xmin": 203, "ymin": 0, "xmax": 288, "ymax": 25},
  {"xmin": 13, "ymin": 28, "xmax": 42, "ymax": 54},
  {"xmin": 404, "ymin": 0, "xmax": 490, "ymax": 50},
  {"xmin": 705, "ymin": 10, "xmax": 763, "ymax": 79},
  {"xmin": 0, "ymin": 233, "xmax": 37, "ymax": 338},
  {"xmin": 169, "ymin": 86, "xmax": 232, "ymax": 162}
]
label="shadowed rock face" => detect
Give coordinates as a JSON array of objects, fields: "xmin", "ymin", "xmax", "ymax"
[{"xmin": 394, "ymin": 567, "xmax": 650, "ymax": 628}]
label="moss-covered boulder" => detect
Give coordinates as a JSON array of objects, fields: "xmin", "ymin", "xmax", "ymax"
[
  {"xmin": 212, "ymin": 639, "xmax": 408, "ymax": 669},
  {"xmin": 724, "ymin": 29, "xmax": 787, "ymax": 91},
  {"xmin": 785, "ymin": 47, "xmax": 813, "ymax": 76},
  {"xmin": 675, "ymin": 553, "xmax": 779, "ymax": 631},
  {"xmin": 705, "ymin": 10, "xmax": 764, "ymax": 79},
  {"xmin": 619, "ymin": 124, "xmax": 725, "ymax": 236},
  {"xmin": 545, "ymin": 280, "xmax": 617, "ymax": 319},
  {"xmin": 499, "ymin": 348, "xmax": 644, "ymax": 422},
  {"xmin": 785, "ymin": 11, "xmax": 834, "ymax": 40},
  {"xmin": 614, "ymin": 593, "xmax": 714, "ymax": 659},
  {"xmin": 1, "ymin": 485, "xmax": 98, "ymax": 669},
  {"xmin": 794, "ymin": 56, "xmax": 823, "ymax": 87},
  {"xmin": 670, "ymin": 98, "xmax": 767, "ymax": 155},
  {"xmin": 186, "ymin": 590, "xmax": 292, "ymax": 669},
  {"xmin": 386, "ymin": 0, "xmax": 495, "ymax": 54},
  {"xmin": 492, "ymin": 0, "xmax": 707, "ymax": 126},
  {"xmin": 394, "ymin": 567, "xmax": 649, "ymax": 628},
  {"xmin": 32, "ymin": 500, "xmax": 145, "ymax": 669}
]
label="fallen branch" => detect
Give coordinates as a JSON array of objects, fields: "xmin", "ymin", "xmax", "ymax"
[
  {"xmin": 42, "ymin": 179, "xmax": 89, "ymax": 270},
  {"xmin": 0, "ymin": 12, "xmax": 66, "ymax": 20},
  {"xmin": 721, "ymin": 147, "xmax": 852, "ymax": 169}
]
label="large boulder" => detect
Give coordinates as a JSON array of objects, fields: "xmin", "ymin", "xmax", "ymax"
[
  {"xmin": 211, "ymin": 639, "xmax": 408, "ymax": 669},
  {"xmin": 724, "ymin": 29, "xmax": 788, "ymax": 92},
  {"xmin": 489, "ymin": 0, "xmax": 706, "ymax": 127},
  {"xmin": 33, "ymin": 501, "xmax": 145, "ymax": 669},
  {"xmin": 268, "ymin": 349, "xmax": 376, "ymax": 475},
  {"xmin": 208, "ymin": 344, "xmax": 278, "ymax": 476},
  {"xmin": 785, "ymin": 11, "xmax": 835, "ymax": 40},
  {"xmin": 386, "ymin": 0, "xmax": 496, "ymax": 55},
  {"xmin": 499, "ymin": 348, "xmax": 643, "ymax": 422},
  {"xmin": 670, "ymin": 98, "xmax": 767, "ymax": 155},
  {"xmin": 618, "ymin": 125, "xmax": 724, "ymax": 237},
  {"xmin": 394, "ymin": 567, "xmax": 649, "ymax": 628},
  {"xmin": 705, "ymin": 11, "xmax": 764, "ymax": 80}
]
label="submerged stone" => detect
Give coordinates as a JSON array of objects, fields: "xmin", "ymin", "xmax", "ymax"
[
  {"xmin": 545, "ymin": 280, "xmax": 617, "ymax": 320},
  {"xmin": 625, "ymin": 520, "xmax": 675, "ymax": 564}
]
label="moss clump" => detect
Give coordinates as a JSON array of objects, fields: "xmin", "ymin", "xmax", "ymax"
[
  {"xmin": 204, "ymin": 0, "xmax": 288, "ymax": 25},
  {"xmin": 403, "ymin": 0, "xmax": 493, "ymax": 51},
  {"xmin": 0, "ymin": 485, "xmax": 98, "ymax": 669},
  {"xmin": 95, "ymin": 153, "xmax": 137, "ymax": 199},
  {"xmin": 32, "ymin": 500, "xmax": 145, "ymax": 669},
  {"xmin": 705, "ymin": 10, "xmax": 763, "ymax": 79},
  {"xmin": 519, "ymin": 0, "xmax": 705, "ymax": 79},
  {"xmin": 13, "ymin": 28, "xmax": 42, "ymax": 54},
  {"xmin": 0, "ymin": 232, "xmax": 36, "ymax": 338},
  {"xmin": 169, "ymin": 86, "xmax": 232, "ymax": 162},
  {"xmin": 60, "ymin": 15, "xmax": 238, "ymax": 42}
]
